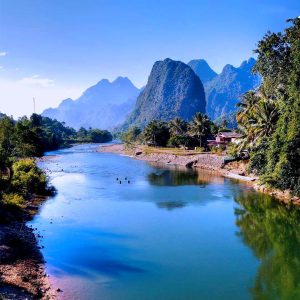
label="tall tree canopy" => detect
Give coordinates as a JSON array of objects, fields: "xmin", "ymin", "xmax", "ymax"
[{"xmin": 237, "ymin": 17, "xmax": 300, "ymax": 196}]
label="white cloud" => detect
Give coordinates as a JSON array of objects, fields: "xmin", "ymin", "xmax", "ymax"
[
  {"xmin": 0, "ymin": 52, "xmax": 7, "ymax": 57},
  {"xmin": 19, "ymin": 74, "xmax": 55, "ymax": 88}
]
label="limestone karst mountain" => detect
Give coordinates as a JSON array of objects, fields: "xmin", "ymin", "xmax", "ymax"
[{"xmin": 122, "ymin": 58, "xmax": 206, "ymax": 129}]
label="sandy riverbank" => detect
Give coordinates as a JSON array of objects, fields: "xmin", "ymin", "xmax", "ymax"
[
  {"xmin": 0, "ymin": 196, "xmax": 56, "ymax": 300},
  {"xmin": 99, "ymin": 144, "xmax": 300, "ymax": 205},
  {"xmin": 99, "ymin": 144, "xmax": 252, "ymax": 179}
]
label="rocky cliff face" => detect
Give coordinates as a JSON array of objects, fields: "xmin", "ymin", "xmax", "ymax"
[
  {"xmin": 42, "ymin": 77, "xmax": 140, "ymax": 130},
  {"xmin": 188, "ymin": 59, "xmax": 218, "ymax": 83},
  {"xmin": 122, "ymin": 58, "xmax": 206, "ymax": 129},
  {"xmin": 204, "ymin": 58, "xmax": 260, "ymax": 120}
]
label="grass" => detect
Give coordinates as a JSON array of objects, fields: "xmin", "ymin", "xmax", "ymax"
[{"xmin": 142, "ymin": 146, "xmax": 207, "ymax": 156}]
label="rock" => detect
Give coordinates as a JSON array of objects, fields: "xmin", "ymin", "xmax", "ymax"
[
  {"xmin": 204, "ymin": 58, "xmax": 260, "ymax": 121},
  {"xmin": 188, "ymin": 59, "xmax": 218, "ymax": 83},
  {"xmin": 122, "ymin": 58, "xmax": 206, "ymax": 129}
]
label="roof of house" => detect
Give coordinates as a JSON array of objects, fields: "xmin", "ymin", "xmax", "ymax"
[{"xmin": 218, "ymin": 131, "xmax": 242, "ymax": 138}]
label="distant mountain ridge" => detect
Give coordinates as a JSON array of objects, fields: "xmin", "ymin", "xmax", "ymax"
[
  {"xmin": 43, "ymin": 58, "xmax": 259, "ymax": 131},
  {"xmin": 204, "ymin": 58, "xmax": 260, "ymax": 120},
  {"xmin": 188, "ymin": 57, "xmax": 259, "ymax": 120},
  {"xmin": 188, "ymin": 59, "xmax": 218, "ymax": 83},
  {"xmin": 121, "ymin": 58, "xmax": 206, "ymax": 129},
  {"xmin": 42, "ymin": 77, "xmax": 140, "ymax": 130}
]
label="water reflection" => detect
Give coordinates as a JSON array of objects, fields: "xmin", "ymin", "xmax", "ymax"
[
  {"xmin": 235, "ymin": 192, "xmax": 300, "ymax": 300},
  {"xmin": 36, "ymin": 144, "xmax": 293, "ymax": 300},
  {"xmin": 148, "ymin": 164, "xmax": 225, "ymax": 186},
  {"xmin": 156, "ymin": 200, "xmax": 187, "ymax": 210}
]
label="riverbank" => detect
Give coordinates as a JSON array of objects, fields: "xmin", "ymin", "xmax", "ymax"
[
  {"xmin": 0, "ymin": 196, "xmax": 55, "ymax": 299},
  {"xmin": 99, "ymin": 144, "xmax": 299, "ymax": 205},
  {"xmin": 99, "ymin": 144, "xmax": 251, "ymax": 179}
]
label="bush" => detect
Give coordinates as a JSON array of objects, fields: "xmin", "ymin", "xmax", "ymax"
[
  {"xmin": 194, "ymin": 147, "xmax": 206, "ymax": 152},
  {"xmin": 210, "ymin": 146, "xmax": 224, "ymax": 154},
  {"xmin": 227, "ymin": 143, "xmax": 239, "ymax": 158},
  {"xmin": 167, "ymin": 135, "xmax": 189, "ymax": 148},
  {"xmin": 2, "ymin": 193, "xmax": 26, "ymax": 208},
  {"xmin": 10, "ymin": 159, "xmax": 48, "ymax": 197},
  {"xmin": 248, "ymin": 139, "xmax": 269, "ymax": 175}
]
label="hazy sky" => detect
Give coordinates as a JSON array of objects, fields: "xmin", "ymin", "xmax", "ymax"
[{"xmin": 0, "ymin": 0, "xmax": 299, "ymax": 117}]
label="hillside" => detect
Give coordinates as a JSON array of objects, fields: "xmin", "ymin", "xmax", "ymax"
[
  {"xmin": 122, "ymin": 58, "xmax": 206, "ymax": 129},
  {"xmin": 42, "ymin": 77, "xmax": 140, "ymax": 130},
  {"xmin": 188, "ymin": 59, "xmax": 218, "ymax": 83},
  {"xmin": 204, "ymin": 58, "xmax": 260, "ymax": 120}
]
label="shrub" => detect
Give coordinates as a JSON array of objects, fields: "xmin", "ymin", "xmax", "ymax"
[
  {"xmin": 10, "ymin": 159, "xmax": 48, "ymax": 197},
  {"xmin": 194, "ymin": 147, "xmax": 206, "ymax": 152},
  {"xmin": 2, "ymin": 193, "xmax": 26, "ymax": 208},
  {"xmin": 227, "ymin": 143, "xmax": 239, "ymax": 158},
  {"xmin": 210, "ymin": 146, "xmax": 224, "ymax": 154},
  {"xmin": 167, "ymin": 135, "xmax": 189, "ymax": 148}
]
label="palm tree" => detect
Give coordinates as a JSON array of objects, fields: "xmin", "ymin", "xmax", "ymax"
[
  {"xmin": 236, "ymin": 90, "xmax": 279, "ymax": 150},
  {"xmin": 236, "ymin": 91, "xmax": 260, "ymax": 124},
  {"xmin": 251, "ymin": 98, "xmax": 279, "ymax": 140},
  {"xmin": 169, "ymin": 118, "xmax": 188, "ymax": 137},
  {"xmin": 188, "ymin": 113, "xmax": 210, "ymax": 147},
  {"xmin": 143, "ymin": 120, "xmax": 169, "ymax": 147}
]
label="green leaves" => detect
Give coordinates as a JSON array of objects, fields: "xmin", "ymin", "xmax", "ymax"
[
  {"xmin": 188, "ymin": 113, "xmax": 211, "ymax": 147},
  {"xmin": 143, "ymin": 120, "xmax": 170, "ymax": 147},
  {"xmin": 11, "ymin": 159, "xmax": 48, "ymax": 198},
  {"xmin": 237, "ymin": 17, "xmax": 300, "ymax": 196}
]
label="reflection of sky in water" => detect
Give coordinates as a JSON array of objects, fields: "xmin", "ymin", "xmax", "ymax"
[{"xmin": 32, "ymin": 144, "xmax": 264, "ymax": 300}]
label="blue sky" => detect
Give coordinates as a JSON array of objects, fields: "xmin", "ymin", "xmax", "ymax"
[{"xmin": 0, "ymin": 0, "xmax": 299, "ymax": 117}]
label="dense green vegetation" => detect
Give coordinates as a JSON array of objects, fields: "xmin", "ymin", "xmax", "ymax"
[
  {"xmin": 76, "ymin": 127, "xmax": 112, "ymax": 143},
  {"xmin": 0, "ymin": 113, "xmax": 112, "ymax": 167},
  {"xmin": 1, "ymin": 159, "xmax": 50, "ymax": 210},
  {"xmin": 121, "ymin": 112, "xmax": 220, "ymax": 149},
  {"xmin": 235, "ymin": 191, "xmax": 300, "ymax": 299},
  {"xmin": 0, "ymin": 113, "xmax": 112, "ymax": 212},
  {"xmin": 235, "ymin": 18, "xmax": 300, "ymax": 197}
]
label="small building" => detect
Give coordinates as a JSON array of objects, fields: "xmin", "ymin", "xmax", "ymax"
[
  {"xmin": 207, "ymin": 131, "xmax": 242, "ymax": 148},
  {"xmin": 216, "ymin": 131, "xmax": 242, "ymax": 144}
]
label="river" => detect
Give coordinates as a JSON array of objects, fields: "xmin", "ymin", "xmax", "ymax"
[{"xmin": 30, "ymin": 144, "xmax": 300, "ymax": 300}]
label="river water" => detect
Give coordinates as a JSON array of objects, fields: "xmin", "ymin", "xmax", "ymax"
[{"xmin": 30, "ymin": 144, "xmax": 300, "ymax": 300}]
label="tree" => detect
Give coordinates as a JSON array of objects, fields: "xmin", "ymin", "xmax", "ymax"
[
  {"xmin": 168, "ymin": 118, "xmax": 188, "ymax": 137},
  {"xmin": 188, "ymin": 113, "xmax": 210, "ymax": 147},
  {"xmin": 77, "ymin": 127, "xmax": 88, "ymax": 140},
  {"xmin": 143, "ymin": 120, "xmax": 170, "ymax": 147},
  {"xmin": 236, "ymin": 17, "xmax": 300, "ymax": 196},
  {"xmin": 168, "ymin": 118, "xmax": 190, "ymax": 148},
  {"xmin": 0, "ymin": 116, "xmax": 15, "ymax": 170},
  {"xmin": 88, "ymin": 129, "xmax": 112, "ymax": 143},
  {"xmin": 121, "ymin": 126, "xmax": 141, "ymax": 145}
]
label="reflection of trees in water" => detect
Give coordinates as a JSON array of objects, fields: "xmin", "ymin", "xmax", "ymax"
[
  {"xmin": 156, "ymin": 201, "xmax": 186, "ymax": 210},
  {"xmin": 148, "ymin": 169, "xmax": 205, "ymax": 186},
  {"xmin": 235, "ymin": 191, "xmax": 300, "ymax": 300},
  {"xmin": 147, "ymin": 165, "xmax": 224, "ymax": 186}
]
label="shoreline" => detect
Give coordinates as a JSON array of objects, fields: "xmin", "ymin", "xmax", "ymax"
[
  {"xmin": 0, "ymin": 196, "xmax": 56, "ymax": 299},
  {"xmin": 99, "ymin": 143, "xmax": 299, "ymax": 205}
]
